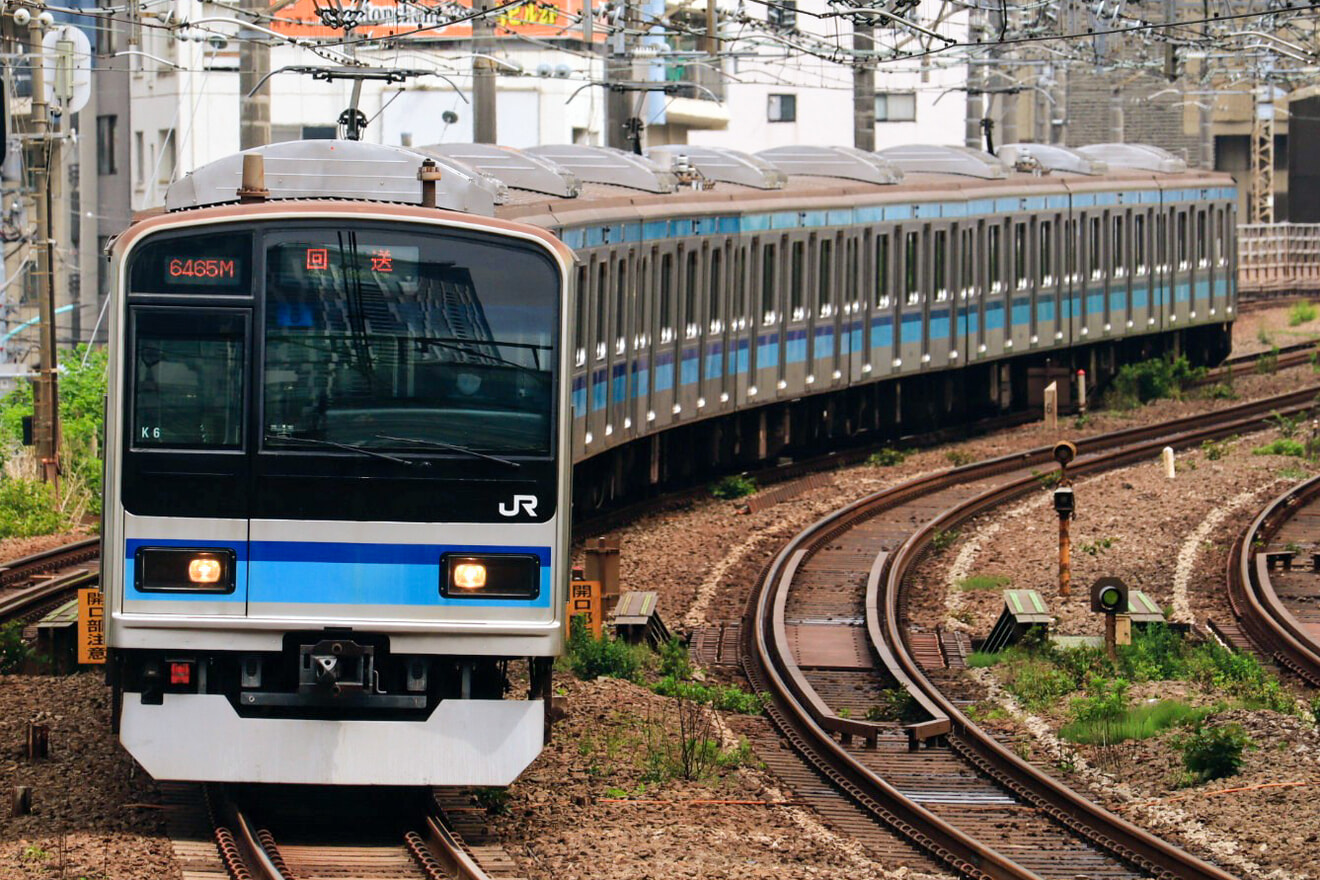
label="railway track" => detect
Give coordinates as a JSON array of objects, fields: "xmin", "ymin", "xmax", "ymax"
[
  {"xmin": 739, "ymin": 384, "xmax": 1320, "ymax": 879},
  {"xmin": 0, "ymin": 536, "xmax": 99, "ymax": 628},
  {"xmin": 1225, "ymin": 475, "xmax": 1320, "ymax": 686},
  {"xmin": 197, "ymin": 784, "xmax": 515, "ymax": 880}
]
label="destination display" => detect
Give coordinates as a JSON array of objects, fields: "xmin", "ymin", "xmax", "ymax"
[{"xmin": 129, "ymin": 232, "xmax": 252, "ymax": 295}]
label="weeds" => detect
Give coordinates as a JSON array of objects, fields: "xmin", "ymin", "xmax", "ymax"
[
  {"xmin": 1201, "ymin": 438, "xmax": 1229, "ymax": 461},
  {"xmin": 1201, "ymin": 382, "xmax": 1237, "ymax": 401},
  {"xmin": 1032, "ymin": 468, "xmax": 1063, "ymax": 489},
  {"xmin": 1256, "ymin": 346, "xmax": 1280, "ymax": 375},
  {"xmin": 565, "ymin": 616, "xmax": 647, "ymax": 682},
  {"xmin": 1175, "ymin": 723, "xmax": 1253, "ymax": 783},
  {"xmin": 1077, "ymin": 537, "xmax": 1118, "ymax": 556},
  {"xmin": 1253, "ymin": 438, "xmax": 1306, "ymax": 457},
  {"xmin": 0, "ymin": 621, "xmax": 29, "ymax": 673},
  {"xmin": 1268, "ymin": 411, "xmax": 1303, "ymax": 439},
  {"xmin": 1106, "ymin": 355, "xmax": 1206, "ymax": 409},
  {"xmin": 945, "ymin": 450, "xmax": 975, "ymax": 467},
  {"xmin": 864, "ymin": 688, "xmax": 925, "ymax": 723},
  {"xmin": 651, "ymin": 676, "xmax": 764, "ymax": 714},
  {"xmin": 929, "ymin": 529, "xmax": 960, "ymax": 554},
  {"xmin": 958, "ymin": 573, "xmax": 1010, "ymax": 591},
  {"xmin": 1290, "ymin": 300, "xmax": 1318, "ymax": 326},
  {"xmin": 1061, "ymin": 699, "xmax": 1212, "ymax": 745},
  {"xmin": 711, "ymin": 474, "xmax": 757, "ymax": 500},
  {"xmin": 473, "ymin": 787, "xmax": 511, "ymax": 815},
  {"xmin": 868, "ymin": 446, "xmax": 908, "ymax": 467}
]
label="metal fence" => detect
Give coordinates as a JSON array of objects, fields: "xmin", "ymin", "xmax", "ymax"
[{"xmin": 1238, "ymin": 223, "xmax": 1320, "ymax": 295}]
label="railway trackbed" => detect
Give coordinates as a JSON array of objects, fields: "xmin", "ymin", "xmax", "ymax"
[
  {"xmin": 740, "ymin": 384, "xmax": 1320, "ymax": 879},
  {"xmin": 1224, "ymin": 474, "xmax": 1320, "ymax": 686},
  {"xmin": 0, "ymin": 536, "xmax": 99, "ymax": 627},
  {"xmin": 185, "ymin": 784, "xmax": 519, "ymax": 880}
]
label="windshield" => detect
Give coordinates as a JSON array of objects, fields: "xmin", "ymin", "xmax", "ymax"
[{"xmin": 262, "ymin": 227, "xmax": 559, "ymax": 456}]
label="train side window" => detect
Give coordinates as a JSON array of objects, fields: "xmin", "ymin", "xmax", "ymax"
[
  {"xmin": 960, "ymin": 228, "xmax": 974, "ymax": 297},
  {"xmin": 1039, "ymin": 221, "xmax": 1053, "ymax": 285},
  {"xmin": 1196, "ymin": 211, "xmax": 1208, "ymax": 267},
  {"xmin": 1134, "ymin": 215, "xmax": 1146, "ymax": 276},
  {"xmin": 594, "ymin": 261, "xmax": 608, "ymax": 360},
  {"xmin": 818, "ymin": 239, "xmax": 833, "ymax": 317},
  {"xmin": 734, "ymin": 247, "xmax": 746, "ymax": 328},
  {"xmin": 790, "ymin": 241, "xmax": 806, "ymax": 320},
  {"xmin": 875, "ymin": 235, "xmax": 891, "ymax": 308},
  {"xmin": 1065, "ymin": 219, "xmax": 1077, "ymax": 281},
  {"xmin": 1112, "ymin": 215, "xmax": 1125, "ymax": 277},
  {"xmin": 904, "ymin": 231, "xmax": 919, "ymax": 304},
  {"xmin": 933, "ymin": 230, "xmax": 948, "ymax": 301},
  {"xmin": 615, "ymin": 260, "xmax": 627, "ymax": 354},
  {"xmin": 708, "ymin": 249, "xmax": 723, "ymax": 334},
  {"xmin": 660, "ymin": 252, "xmax": 675, "ymax": 343},
  {"xmin": 845, "ymin": 237, "xmax": 858, "ymax": 310},
  {"xmin": 575, "ymin": 266, "xmax": 587, "ymax": 366},
  {"xmin": 1177, "ymin": 212, "xmax": 1188, "ymax": 269},
  {"xmin": 761, "ymin": 243, "xmax": 777, "ymax": 325},
  {"xmin": 684, "ymin": 251, "xmax": 700, "ymax": 339},
  {"xmin": 987, "ymin": 225, "xmax": 1001, "ymax": 294},
  {"xmin": 1013, "ymin": 222, "xmax": 1027, "ymax": 290}
]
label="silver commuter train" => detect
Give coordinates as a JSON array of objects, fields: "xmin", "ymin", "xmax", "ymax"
[
  {"xmin": 105, "ymin": 139, "xmax": 1234, "ymax": 786},
  {"xmin": 105, "ymin": 144, "xmax": 576, "ymax": 786}
]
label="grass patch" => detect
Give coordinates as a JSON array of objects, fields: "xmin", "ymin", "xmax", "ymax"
[
  {"xmin": 1106, "ymin": 354, "xmax": 1206, "ymax": 409},
  {"xmin": 1256, "ymin": 346, "xmax": 1280, "ymax": 375},
  {"xmin": 967, "ymin": 651, "xmax": 1002, "ymax": 668},
  {"xmin": 565, "ymin": 617, "xmax": 649, "ymax": 682},
  {"xmin": 1253, "ymin": 438, "xmax": 1306, "ymax": 457},
  {"xmin": 711, "ymin": 474, "xmax": 756, "ymax": 499},
  {"xmin": 868, "ymin": 446, "xmax": 908, "ymax": 467},
  {"xmin": 650, "ymin": 676, "xmax": 765, "ymax": 714},
  {"xmin": 1290, "ymin": 301, "xmax": 1318, "ymax": 326},
  {"xmin": 1175, "ymin": 723, "xmax": 1253, "ymax": 783},
  {"xmin": 1060, "ymin": 699, "xmax": 1212, "ymax": 745},
  {"xmin": 958, "ymin": 573, "xmax": 1010, "ymax": 591}
]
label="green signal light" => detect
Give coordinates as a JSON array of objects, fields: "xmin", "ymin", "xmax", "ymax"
[{"xmin": 1100, "ymin": 587, "xmax": 1121, "ymax": 609}]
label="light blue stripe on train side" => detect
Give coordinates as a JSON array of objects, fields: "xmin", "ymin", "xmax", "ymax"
[{"xmin": 126, "ymin": 539, "xmax": 553, "ymax": 608}]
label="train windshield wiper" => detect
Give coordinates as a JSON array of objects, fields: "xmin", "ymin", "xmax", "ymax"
[
  {"xmin": 265, "ymin": 434, "xmax": 417, "ymax": 466},
  {"xmin": 375, "ymin": 434, "xmax": 520, "ymax": 470}
]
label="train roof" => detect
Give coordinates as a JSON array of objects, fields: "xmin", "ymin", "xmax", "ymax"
[{"xmin": 160, "ymin": 139, "xmax": 1232, "ymax": 231}]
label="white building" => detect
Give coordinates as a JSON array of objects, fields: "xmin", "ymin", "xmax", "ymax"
[{"xmin": 124, "ymin": 0, "xmax": 969, "ymax": 212}]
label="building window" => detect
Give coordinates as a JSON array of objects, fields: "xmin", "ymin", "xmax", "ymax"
[
  {"xmin": 767, "ymin": 0, "xmax": 796, "ymax": 30},
  {"xmin": 134, "ymin": 131, "xmax": 145, "ymax": 186},
  {"xmin": 768, "ymin": 94, "xmax": 796, "ymax": 123},
  {"xmin": 157, "ymin": 129, "xmax": 176, "ymax": 185},
  {"xmin": 96, "ymin": 115, "xmax": 117, "ymax": 175},
  {"xmin": 876, "ymin": 93, "xmax": 916, "ymax": 122}
]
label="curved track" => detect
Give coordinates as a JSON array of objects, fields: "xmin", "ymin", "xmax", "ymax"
[
  {"xmin": 1226, "ymin": 476, "xmax": 1320, "ymax": 686},
  {"xmin": 0, "ymin": 536, "xmax": 99, "ymax": 627},
  {"xmin": 741, "ymin": 386, "xmax": 1320, "ymax": 879}
]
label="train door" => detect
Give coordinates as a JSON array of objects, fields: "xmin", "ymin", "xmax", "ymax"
[
  {"xmin": 1211, "ymin": 202, "xmax": 1229, "ymax": 317},
  {"xmin": 587, "ymin": 257, "xmax": 609, "ymax": 448},
  {"xmin": 608, "ymin": 253, "xmax": 630, "ymax": 446},
  {"xmin": 1174, "ymin": 206, "xmax": 1193, "ymax": 325},
  {"xmin": 1132, "ymin": 210, "xmax": 1152, "ymax": 332},
  {"xmin": 955, "ymin": 224, "xmax": 974, "ymax": 364},
  {"xmin": 1192, "ymin": 205, "xmax": 1209, "ymax": 321},
  {"xmin": 651, "ymin": 245, "xmax": 678, "ymax": 432},
  {"xmin": 676, "ymin": 247, "xmax": 702, "ymax": 423},
  {"xmin": 870, "ymin": 230, "xmax": 897, "ymax": 378},
  {"xmin": 781, "ymin": 234, "xmax": 808, "ymax": 397},
  {"xmin": 701, "ymin": 243, "xmax": 726, "ymax": 416},
  {"xmin": 839, "ymin": 232, "xmax": 860, "ymax": 388},
  {"xmin": 120, "ymin": 304, "xmax": 251, "ymax": 618},
  {"xmin": 812, "ymin": 233, "xmax": 845, "ymax": 390},
  {"xmin": 751, "ymin": 238, "xmax": 780, "ymax": 403},
  {"xmin": 632, "ymin": 251, "xmax": 652, "ymax": 439},
  {"xmin": 928, "ymin": 223, "xmax": 953, "ymax": 368},
  {"xmin": 1009, "ymin": 217, "xmax": 1031, "ymax": 353},
  {"xmin": 982, "ymin": 219, "xmax": 1006, "ymax": 359},
  {"xmin": 1036, "ymin": 215, "xmax": 1059, "ymax": 351},
  {"xmin": 1109, "ymin": 209, "xmax": 1129, "ymax": 337},
  {"xmin": 732, "ymin": 241, "xmax": 752, "ymax": 407},
  {"xmin": 1081, "ymin": 211, "xmax": 1103, "ymax": 340}
]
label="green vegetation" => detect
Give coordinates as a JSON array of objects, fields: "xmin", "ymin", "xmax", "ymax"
[
  {"xmin": 966, "ymin": 651, "xmax": 1002, "ymax": 668},
  {"xmin": 1253, "ymin": 438, "xmax": 1307, "ymax": 458},
  {"xmin": 864, "ymin": 687, "xmax": 925, "ymax": 723},
  {"xmin": 958, "ymin": 573, "xmax": 1010, "ymax": 592},
  {"xmin": 711, "ymin": 474, "xmax": 757, "ymax": 499},
  {"xmin": 1257, "ymin": 326, "xmax": 1273, "ymax": 346},
  {"xmin": 1176, "ymin": 723, "xmax": 1253, "ymax": 783},
  {"xmin": 868, "ymin": 446, "xmax": 908, "ymax": 467},
  {"xmin": 473, "ymin": 787, "xmax": 511, "ymax": 815},
  {"xmin": 1059, "ymin": 672, "xmax": 1213, "ymax": 744},
  {"xmin": 565, "ymin": 616, "xmax": 647, "ymax": 682},
  {"xmin": 1268, "ymin": 411, "xmax": 1303, "ymax": 439},
  {"xmin": 929, "ymin": 528, "xmax": 960, "ymax": 554},
  {"xmin": 1289, "ymin": 300, "xmax": 1318, "ymax": 326},
  {"xmin": 1032, "ymin": 468, "xmax": 1063, "ymax": 489},
  {"xmin": 1201, "ymin": 382, "xmax": 1237, "ymax": 401},
  {"xmin": 945, "ymin": 450, "xmax": 975, "ymax": 468},
  {"xmin": 650, "ymin": 676, "xmax": 765, "ymax": 715},
  {"xmin": 0, "ymin": 621, "xmax": 31, "ymax": 674},
  {"xmin": 1077, "ymin": 537, "xmax": 1118, "ymax": 557},
  {"xmin": 1106, "ymin": 354, "xmax": 1207, "ymax": 409},
  {"xmin": 1201, "ymin": 438, "xmax": 1230, "ymax": 461},
  {"xmin": 1256, "ymin": 346, "xmax": 1280, "ymax": 375}
]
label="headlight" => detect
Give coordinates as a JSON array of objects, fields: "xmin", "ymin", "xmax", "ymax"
[
  {"xmin": 440, "ymin": 554, "xmax": 539, "ymax": 600},
  {"xmin": 135, "ymin": 547, "xmax": 236, "ymax": 593}
]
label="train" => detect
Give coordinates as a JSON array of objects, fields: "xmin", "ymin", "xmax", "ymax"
[{"xmin": 103, "ymin": 138, "xmax": 1235, "ymax": 786}]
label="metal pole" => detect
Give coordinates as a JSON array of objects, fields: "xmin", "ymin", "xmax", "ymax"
[
  {"xmin": 605, "ymin": 0, "xmax": 633, "ymax": 150},
  {"xmin": 473, "ymin": 0, "xmax": 497, "ymax": 143},
  {"xmin": 853, "ymin": 26, "xmax": 875, "ymax": 152},
  {"xmin": 29, "ymin": 19, "xmax": 58, "ymax": 484},
  {"xmin": 239, "ymin": 0, "xmax": 270, "ymax": 149},
  {"xmin": 1058, "ymin": 509, "xmax": 1071, "ymax": 598}
]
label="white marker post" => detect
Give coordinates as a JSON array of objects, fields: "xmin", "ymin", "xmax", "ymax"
[
  {"xmin": 1076, "ymin": 369, "xmax": 1087, "ymax": 414},
  {"xmin": 1044, "ymin": 381, "xmax": 1058, "ymax": 432},
  {"xmin": 1162, "ymin": 446, "xmax": 1176, "ymax": 478}
]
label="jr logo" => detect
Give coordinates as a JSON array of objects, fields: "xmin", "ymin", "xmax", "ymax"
[{"xmin": 499, "ymin": 495, "xmax": 539, "ymax": 518}]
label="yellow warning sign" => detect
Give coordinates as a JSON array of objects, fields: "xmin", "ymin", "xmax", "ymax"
[
  {"xmin": 77, "ymin": 588, "xmax": 106, "ymax": 665},
  {"xmin": 566, "ymin": 579, "xmax": 603, "ymax": 639}
]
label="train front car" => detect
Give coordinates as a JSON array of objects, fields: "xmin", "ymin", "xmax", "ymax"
[{"xmin": 102, "ymin": 144, "xmax": 574, "ymax": 786}]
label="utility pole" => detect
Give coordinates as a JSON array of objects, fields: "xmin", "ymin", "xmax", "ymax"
[
  {"xmin": 853, "ymin": 25, "xmax": 875, "ymax": 152},
  {"xmin": 239, "ymin": 0, "xmax": 270, "ymax": 149},
  {"xmin": 605, "ymin": 0, "xmax": 635, "ymax": 150},
  {"xmin": 473, "ymin": 0, "xmax": 497, "ymax": 143},
  {"xmin": 28, "ymin": 19, "xmax": 58, "ymax": 483}
]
